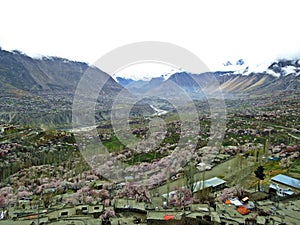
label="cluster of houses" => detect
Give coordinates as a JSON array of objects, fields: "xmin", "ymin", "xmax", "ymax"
[{"xmin": 1, "ymin": 173, "xmax": 299, "ymax": 224}]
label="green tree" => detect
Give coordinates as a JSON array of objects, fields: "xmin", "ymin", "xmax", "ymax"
[
  {"xmin": 254, "ymin": 166, "xmax": 265, "ymax": 191},
  {"xmin": 185, "ymin": 161, "xmax": 195, "ymax": 195}
]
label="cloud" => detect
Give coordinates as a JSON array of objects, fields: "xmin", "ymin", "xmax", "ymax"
[
  {"xmin": 113, "ymin": 62, "xmax": 181, "ymax": 81},
  {"xmin": 0, "ymin": 0, "xmax": 299, "ymax": 72}
]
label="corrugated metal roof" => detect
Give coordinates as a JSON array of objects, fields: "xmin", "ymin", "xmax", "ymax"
[
  {"xmin": 271, "ymin": 174, "xmax": 300, "ymax": 190},
  {"xmin": 162, "ymin": 177, "xmax": 226, "ymax": 198},
  {"xmin": 193, "ymin": 177, "xmax": 226, "ymax": 192}
]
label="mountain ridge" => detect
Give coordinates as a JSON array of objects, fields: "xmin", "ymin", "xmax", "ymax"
[
  {"xmin": 1, "ymin": 48, "xmax": 299, "ymax": 98},
  {"xmin": 0, "ymin": 48, "xmax": 127, "ymax": 126},
  {"xmin": 0, "ymin": 49, "xmax": 123, "ymax": 94},
  {"xmin": 116, "ymin": 59, "xmax": 300, "ymax": 97}
]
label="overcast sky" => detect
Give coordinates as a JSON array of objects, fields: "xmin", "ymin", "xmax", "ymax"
[{"xmin": 1, "ymin": 0, "xmax": 300, "ymax": 77}]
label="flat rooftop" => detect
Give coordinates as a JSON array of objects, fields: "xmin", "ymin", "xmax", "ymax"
[{"xmin": 271, "ymin": 174, "xmax": 300, "ymax": 190}]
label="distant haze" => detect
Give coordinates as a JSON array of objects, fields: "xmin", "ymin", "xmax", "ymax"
[{"xmin": 113, "ymin": 63, "xmax": 182, "ymax": 81}]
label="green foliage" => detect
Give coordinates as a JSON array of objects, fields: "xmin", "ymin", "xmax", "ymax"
[
  {"xmin": 288, "ymin": 157, "xmax": 300, "ymax": 175},
  {"xmin": 127, "ymin": 151, "xmax": 166, "ymax": 165},
  {"xmin": 185, "ymin": 161, "xmax": 196, "ymax": 194},
  {"xmin": 0, "ymin": 125, "xmax": 88, "ymax": 181},
  {"xmin": 254, "ymin": 165, "xmax": 266, "ymax": 191},
  {"xmin": 89, "ymin": 181, "xmax": 97, "ymax": 189},
  {"xmin": 254, "ymin": 166, "xmax": 266, "ymax": 180},
  {"xmin": 102, "ymin": 135, "xmax": 125, "ymax": 152},
  {"xmin": 66, "ymin": 189, "xmax": 74, "ymax": 194}
]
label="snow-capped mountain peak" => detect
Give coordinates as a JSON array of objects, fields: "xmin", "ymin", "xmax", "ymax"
[
  {"xmin": 218, "ymin": 59, "xmax": 300, "ymax": 78},
  {"xmin": 265, "ymin": 59, "xmax": 300, "ymax": 77}
]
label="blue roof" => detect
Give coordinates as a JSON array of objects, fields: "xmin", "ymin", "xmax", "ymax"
[{"xmin": 271, "ymin": 174, "xmax": 300, "ymax": 190}]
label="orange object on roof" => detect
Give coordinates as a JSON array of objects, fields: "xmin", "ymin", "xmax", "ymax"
[
  {"xmin": 164, "ymin": 214, "xmax": 174, "ymax": 220},
  {"xmin": 237, "ymin": 205, "xmax": 249, "ymax": 215},
  {"xmin": 225, "ymin": 199, "xmax": 231, "ymax": 204}
]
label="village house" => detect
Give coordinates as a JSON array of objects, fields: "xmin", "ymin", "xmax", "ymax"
[
  {"xmin": 193, "ymin": 177, "xmax": 227, "ymax": 193},
  {"xmin": 162, "ymin": 177, "xmax": 227, "ymax": 202},
  {"xmin": 269, "ymin": 174, "xmax": 300, "ymax": 197}
]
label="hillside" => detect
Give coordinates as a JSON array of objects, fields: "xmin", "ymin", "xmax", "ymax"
[
  {"xmin": 0, "ymin": 49, "xmax": 122, "ymax": 93},
  {"xmin": 0, "ymin": 49, "xmax": 128, "ymax": 126}
]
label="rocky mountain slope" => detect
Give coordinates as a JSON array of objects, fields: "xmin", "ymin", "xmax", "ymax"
[
  {"xmin": 0, "ymin": 49, "xmax": 133, "ymax": 126},
  {"xmin": 217, "ymin": 59, "xmax": 300, "ymax": 94},
  {"xmin": 0, "ymin": 49, "xmax": 122, "ymax": 94}
]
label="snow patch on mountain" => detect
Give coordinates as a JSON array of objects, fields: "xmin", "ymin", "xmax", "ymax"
[
  {"xmin": 265, "ymin": 69, "xmax": 281, "ymax": 78},
  {"xmin": 282, "ymin": 65, "xmax": 298, "ymax": 75},
  {"xmin": 215, "ymin": 59, "xmax": 273, "ymax": 76},
  {"xmin": 242, "ymin": 62, "xmax": 273, "ymax": 75},
  {"xmin": 218, "ymin": 59, "xmax": 300, "ymax": 78}
]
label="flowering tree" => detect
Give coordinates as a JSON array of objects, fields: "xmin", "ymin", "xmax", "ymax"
[
  {"xmin": 217, "ymin": 186, "xmax": 246, "ymax": 203},
  {"xmin": 64, "ymin": 196, "xmax": 79, "ymax": 206},
  {"xmin": 168, "ymin": 187, "xmax": 193, "ymax": 208},
  {"xmin": 17, "ymin": 190, "xmax": 33, "ymax": 198},
  {"xmin": 0, "ymin": 195, "xmax": 6, "ymax": 209},
  {"xmin": 100, "ymin": 208, "xmax": 115, "ymax": 221},
  {"xmin": 0, "ymin": 187, "xmax": 15, "ymax": 208},
  {"xmin": 280, "ymin": 157, "xmax": 292, "ymax": 169},
  {"xmin": 75, "ymin": 186, "xmax": 92, "ymax": 204},
  {"xmin": 98, "ymin": 189, "xmax": 110, "ymax": 206},
  {"xmin": 85, "ymin": 196, "xmax": 94, "ymax": 204},
  {"xmin": 118, "ymin": 182, "xmax": 151, "ymax": 202}
]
